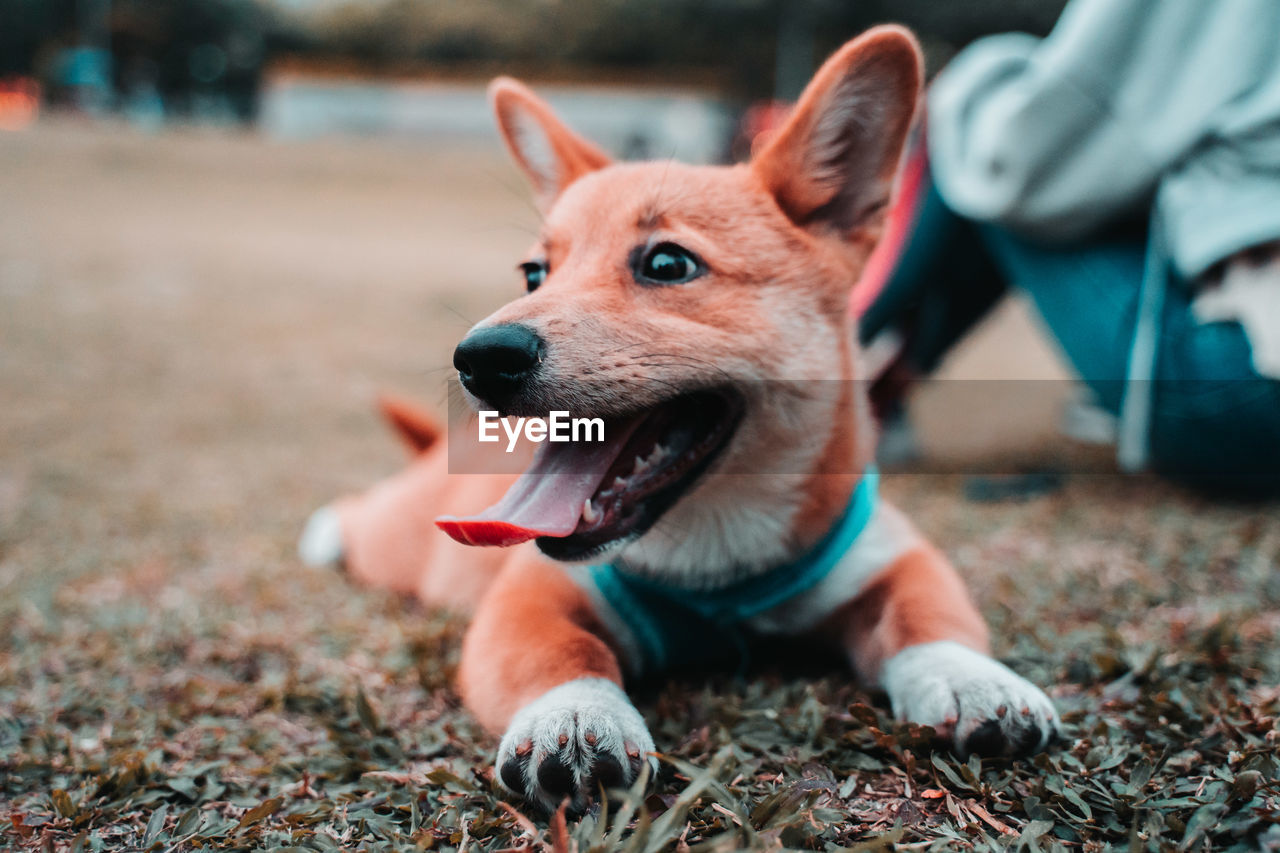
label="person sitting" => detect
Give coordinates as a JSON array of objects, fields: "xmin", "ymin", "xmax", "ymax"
[{"xmin": 858, "ymin": 0, "xmax": 1280, "ymax": 496}]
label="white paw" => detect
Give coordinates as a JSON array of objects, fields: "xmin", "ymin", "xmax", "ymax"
[
  {"xmin": 496, "ymin": 678, "xmax": 655, "ymax": 812},
  {"xmin": 298, "ymin": 505, "xmax": 345, "ymax": 568},
  {"xmin": 881, "ymin": 641, "xmax": 1060, "ymax": 757}
]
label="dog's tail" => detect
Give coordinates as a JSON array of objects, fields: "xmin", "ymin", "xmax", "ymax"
[{"xmin": 377, "ymin": 393, "xmax": 442, "ymax": 455}]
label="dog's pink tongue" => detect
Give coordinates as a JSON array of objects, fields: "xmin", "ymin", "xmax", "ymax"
[{"xmin": 436, "ymin": 423, "xmax": 635, "ymax": 547}]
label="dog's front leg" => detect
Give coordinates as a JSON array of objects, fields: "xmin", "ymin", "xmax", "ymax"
[
  {"xmin": 829, "ymin": 545, "xmax": 1060, "ymax": 757},
  {"xmin": 458, "ymin": 551, "xmax": 654, "ymax": 812}
]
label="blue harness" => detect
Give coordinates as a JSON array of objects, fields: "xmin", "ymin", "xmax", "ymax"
[{"xmin": 585, "ymin": 467, "xmax": 879, "ymax": 674}]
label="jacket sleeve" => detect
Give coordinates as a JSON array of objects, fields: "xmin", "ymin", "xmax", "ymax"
[{"xmin": 925, "ymin": 0, "xmax": 1280, "ymax": 242}]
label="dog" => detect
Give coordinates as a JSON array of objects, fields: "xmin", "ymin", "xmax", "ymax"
[{"xmin": 299, "ymin": 26, "xmax": 1061, "ymax": 813}]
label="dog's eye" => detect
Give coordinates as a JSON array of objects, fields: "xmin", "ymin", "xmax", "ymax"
[
  {"xmin": 520, "ymin": 260, "xmax": 547, "ymax": 293},
  {"xmin": 637, "ymin": 243, "xmax": 702, "ymax": 285}
]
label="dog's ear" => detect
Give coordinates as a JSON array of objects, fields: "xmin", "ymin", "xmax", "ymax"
[
  {"xmin": 377, "ymin": 394, "xmax": 440, "ymax": 456},
  {"xmin": 752, "ymin": 26, "xmax": 921, "ymax": 237},
  {"xmin": 489, "ymin": 77, "xmax": 612, "ymax": 211}
]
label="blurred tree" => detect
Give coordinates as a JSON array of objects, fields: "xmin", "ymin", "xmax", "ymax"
[{"xmin": 293, "ymin": 0, "xmax": 1067, "ymax": 99}]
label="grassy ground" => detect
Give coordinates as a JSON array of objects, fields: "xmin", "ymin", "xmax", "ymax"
[{"xmin": 2, "ymin": 122, "xmax": 1278, "ymax": 852}]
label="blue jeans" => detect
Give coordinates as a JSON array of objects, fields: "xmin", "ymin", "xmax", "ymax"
[{"xmin": 861, "ymin": 179, "xmax": 1280, "ymax": 496}]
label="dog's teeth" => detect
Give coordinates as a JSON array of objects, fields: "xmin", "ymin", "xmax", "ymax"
[
  {"xmin": 632, "ymin": 454, "xmax": 650, "ymax": 475},
  {"xmin": 637, "ymin": 445, "xmax": 665, "ymax": 470},
  {"xmin": 582, "ymin": 499, "xmax": 600, "ymax": 524},
  {"xmin": 613, "ymin": 476, "xmax": 628, "ymax": 491}
]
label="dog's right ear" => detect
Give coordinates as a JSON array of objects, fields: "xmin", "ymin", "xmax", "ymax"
[
  {"xmin": 489, "ymin": 77, "xmax": 612, "ymax": 211},
  {"xmin": 377, "ymin": 394, "xmax": 440, "ymax": 456}
]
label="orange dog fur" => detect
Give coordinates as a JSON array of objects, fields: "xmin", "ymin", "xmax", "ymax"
[{"xmin": 299, "ymin": 27, "xmax": 1059, "ymax": 812}]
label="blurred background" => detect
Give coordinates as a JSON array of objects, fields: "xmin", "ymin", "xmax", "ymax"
[
  {"xmin": 2, "ymin": 0, "xmax": 1066, "ymax": 140},
  {"xmin": 0, "ymin": 0, "xmax": 1080, "ymax": 616}
]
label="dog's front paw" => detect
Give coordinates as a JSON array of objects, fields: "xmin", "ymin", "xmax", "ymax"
[
  {"xmin": 496, "ymin": 678, "xmax": 655, "ymax": 812},
  {"xmin": 881, "ymin": 641, "xmax": 1060, "ymax": 758}
]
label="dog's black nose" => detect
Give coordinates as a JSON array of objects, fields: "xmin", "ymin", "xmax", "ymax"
[{"xmin": 453, "ymin": 324, "xmax": 545, "ymax": 407}]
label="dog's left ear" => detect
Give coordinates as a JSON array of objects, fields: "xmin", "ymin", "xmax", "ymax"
[
  {"xmin": 489, "ymin": 77, "xmax": 612, "ymax": 211},
  {"xmin": 752, "ymin": 26, "xmax": 921, "ymax": 237}
]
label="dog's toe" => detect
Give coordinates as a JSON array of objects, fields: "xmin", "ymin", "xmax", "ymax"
[
  {"xmin": 960, "ymin": 715, "xmax": 1047, "ymax": 758},
  {"xmin": 495, "ymin": 678, "xmax": 655, "ymax": 812},
  {"xmin": 882, "ymin": 641, "xmax": 1060, "ymax": 758},
  {"xmin": 535, "ymin": 750, "xmax": 576, "ymax": 798},
  {"xmin": 584, "ymin": 747, "xmax": 627, "ymax": 791},
  {"xmin": 499, "ymin": 739, "xmax": 533, "ymax": 792}
]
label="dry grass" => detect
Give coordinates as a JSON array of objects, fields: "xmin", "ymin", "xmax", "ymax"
[{"xmin": 1, "ymin": 121, "xmax": 1278, "ymax": 851}]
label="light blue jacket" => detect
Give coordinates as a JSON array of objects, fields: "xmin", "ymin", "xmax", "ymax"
[{"xmin": 928, "ymin": 0, "xmax": 1280, "ymax": 279}]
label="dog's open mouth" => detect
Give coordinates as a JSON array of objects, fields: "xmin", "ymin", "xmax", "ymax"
[{"xmin": 436, "ymin": 390, "xmax": 743, "ymax": 560}]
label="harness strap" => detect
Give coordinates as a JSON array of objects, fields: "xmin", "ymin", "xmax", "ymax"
[{"xmin": 588, "ymin": 466, "xmax": 880, "ymax": 673}]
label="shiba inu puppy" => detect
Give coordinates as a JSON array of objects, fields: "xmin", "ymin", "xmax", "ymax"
[{"xmin": 299, "ymin": 26, "xmax": 1060, "ymax": 813}]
